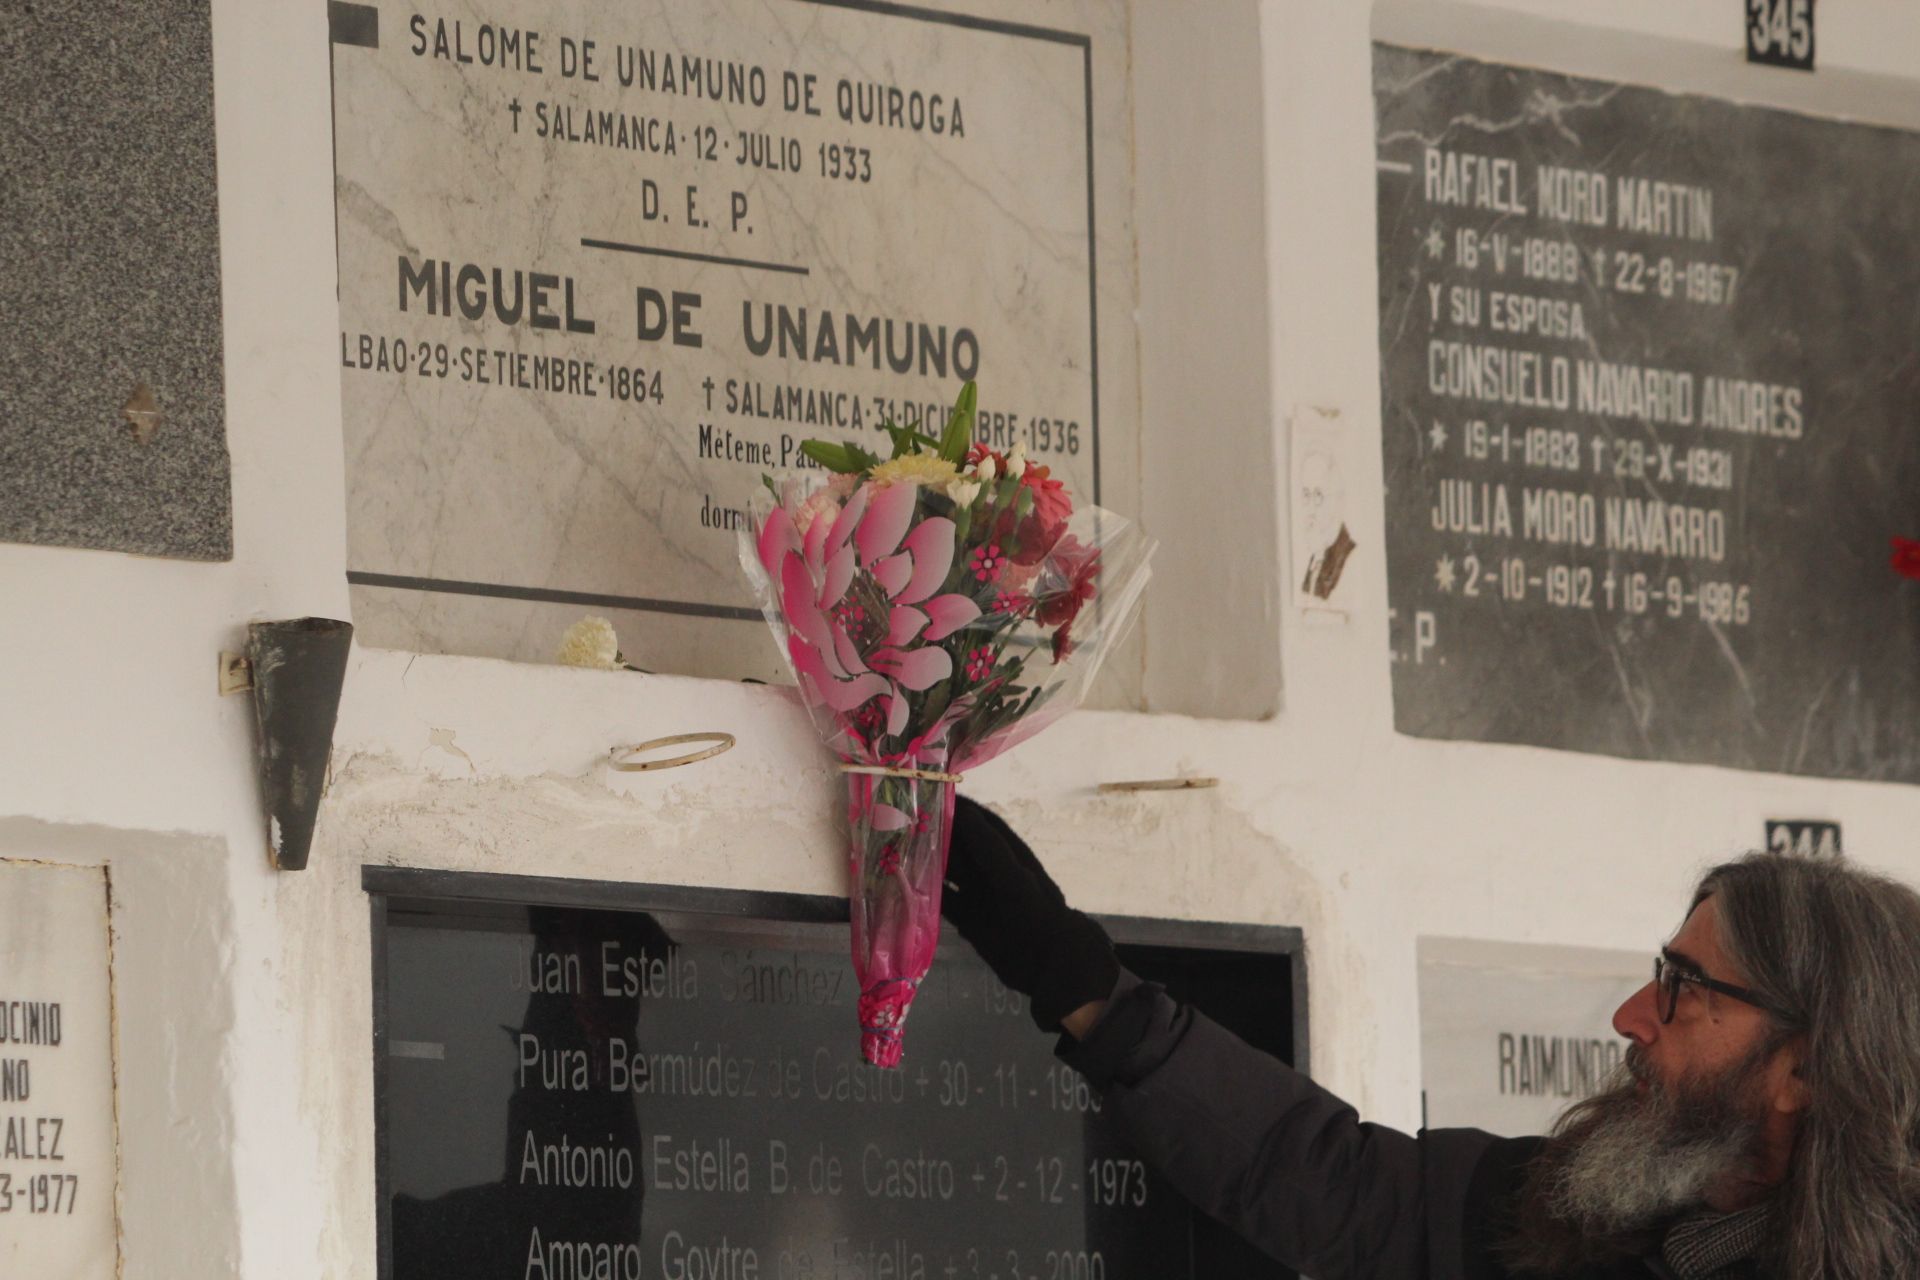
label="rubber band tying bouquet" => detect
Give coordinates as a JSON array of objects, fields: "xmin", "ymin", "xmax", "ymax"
[{"xmin": 740, "ymin": 382, "xmax": 1154, "ymax": 1066}]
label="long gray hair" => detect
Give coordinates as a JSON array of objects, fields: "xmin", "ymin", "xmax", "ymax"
[{"xmin": 1703, "ymin": 850, "xmax": 1920, "ymax": 1278}]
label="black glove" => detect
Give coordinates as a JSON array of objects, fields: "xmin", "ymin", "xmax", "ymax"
[{"xmin": 944, "ymin": 795, "xmax": 1118, "ymax": 1033}]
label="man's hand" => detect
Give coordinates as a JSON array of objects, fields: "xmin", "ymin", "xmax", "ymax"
[{"xmin": 944, "ymin": 795, "xmax": 1118, "ymax": 1034}]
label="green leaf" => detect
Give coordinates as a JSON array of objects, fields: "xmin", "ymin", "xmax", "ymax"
[
  {"xmin": 939, "ymin": 381, "xmax": 978, "ymax": 463},
  {"xmin": 919, "ymin": 682, "xmax": 951, "ymax": 728},
  {"xmin": 847, "ymin": 443, "xmax": 883, "ymax": 471},
  {"xmin": 800, "ymin": 440, "xmax": 868, "ymax": 473},
  {"xmin": 882, "ymin": 422, "xmax": 940, "ymax": 459}
]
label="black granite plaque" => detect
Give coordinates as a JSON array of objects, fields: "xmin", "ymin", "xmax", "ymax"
[
  {"xmin": 1375, "ymin": 45, "xmax": 1920, "ymax": 782},
  {"xmin": 367, "ymin": 871, "xmax": 1299, "ymax": 1280},
  {"xmin": 0, "ymin": 0, "xmax": 231, "ymax": 561}
]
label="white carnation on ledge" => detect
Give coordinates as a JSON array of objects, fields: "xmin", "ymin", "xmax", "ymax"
[{"xmin": 556, "ymin": 616, "xmax": 622, "ymax": 670}]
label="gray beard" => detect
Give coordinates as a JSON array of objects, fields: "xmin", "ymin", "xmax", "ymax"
[{"xmin": 1545, "ymin": 1045, "xmax": 1768, "ymax": 1234}]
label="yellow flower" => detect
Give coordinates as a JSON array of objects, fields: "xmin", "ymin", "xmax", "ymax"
[{"xmin": 868, "ymin": 453, "xmax": 959, "ymax": 488}]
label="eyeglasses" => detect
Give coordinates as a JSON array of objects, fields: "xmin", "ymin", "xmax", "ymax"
[{"xmin": 1653, "ymin": 951, "xmax": 1786, "ymax": 1025}]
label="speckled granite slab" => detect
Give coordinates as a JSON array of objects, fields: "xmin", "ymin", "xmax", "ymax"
[{"xmin": 0, "ymin": 0, "xmax": 231, "ymax": 561}]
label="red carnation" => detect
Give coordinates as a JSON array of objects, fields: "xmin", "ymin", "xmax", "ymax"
[
  {"xmin": 1895, "ymin": 537, "xmax": 1920, "ymax": 581},
  {"xmin": 1023, "ymin": 463, "xmax": 1073, "ymax": 529},
  {"xmin": 1050, "ymin": 624, "xmax": 1076, "ymax": 663},
  {"xmin": 966, "ymin": 442, "xmax": 1009, "ymax": 471},
  {"xmin": 1035, "ymin": 535, "xmax": 1100, "ymax": 629}
]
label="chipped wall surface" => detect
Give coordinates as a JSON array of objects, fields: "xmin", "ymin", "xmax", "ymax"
[{"xmin": 5, "ymin": 0, "xmax": 1920, "ymax": 1275}]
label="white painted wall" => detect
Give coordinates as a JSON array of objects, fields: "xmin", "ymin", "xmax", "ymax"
[{"xmin": 4, "ymin": 0, "xmax": 1920, "ymax": 1274}]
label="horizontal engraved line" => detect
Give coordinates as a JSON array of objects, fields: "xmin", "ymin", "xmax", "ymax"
[{"xmin": 580, "ymin": 238, "xmax": 809, "ymax": 277}]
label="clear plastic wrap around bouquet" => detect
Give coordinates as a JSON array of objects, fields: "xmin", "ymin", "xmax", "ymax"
[{"xmin": 740, "ymin": 383, "xmax": 1153, "ymax": 1067}]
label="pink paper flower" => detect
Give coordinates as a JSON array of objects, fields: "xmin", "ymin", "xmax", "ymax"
[
  {"xmin": 761, "ymin": 480, "xmax": 983, "ymax": 741},
  {"xmin": 852, "ymin": 701, "xmax": 888, "ymax": 740},
  {"xmin": 965, "ymin": 646, "xmax": 995, "ymax": 681},
  {"xmin": 969, "ymin": 544, "xmax": 1005, "ymax": 583}
]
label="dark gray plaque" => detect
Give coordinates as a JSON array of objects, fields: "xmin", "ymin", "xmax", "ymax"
[
  {"xmin": 1375, "ymin": 45, "xmax": 1920, "ymax": 782},
  {"xmin": 0, "ymin": 0, "xmax": 231, "ymax": 561},
  {"xmin": 367, "ymin": 871, "xmax": 1299, "ymax": 1280}
]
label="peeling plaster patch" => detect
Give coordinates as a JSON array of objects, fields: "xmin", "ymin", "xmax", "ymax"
[
  {"xmin": 320, "ymin": 750, "xmax": 838, "ymax": 894},
  {"xmin": 996, "ymin": 791, "xmax": 1321, "ymax": 935},
  {"xmin": 425, "ymin": 727, "xmax": 476, "ymax": 775}
]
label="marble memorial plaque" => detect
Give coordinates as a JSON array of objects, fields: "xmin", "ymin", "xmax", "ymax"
[
  {"xmin": 332, "ymin": 0, "xmax": 1136, "ymax": 680},
  {"xmin": 1376, "ymin": 45, "xmax": 1920, "ymax": 781},
  {"xmin": 0, "ymin": 0, "xmax": 231, "ymax": 561},
  {"xmin": 1419, "ymin": 937, "xmax": 1642, "ymax": 1136},
  {"xmin": 0, "ymin": 861, "xmax": 120, "ymax": 1274}
]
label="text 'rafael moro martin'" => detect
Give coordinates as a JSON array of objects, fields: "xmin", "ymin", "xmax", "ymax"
[{"xmin": 1423, "ymin": 147, "xmax": 1715, "ymax": 242}]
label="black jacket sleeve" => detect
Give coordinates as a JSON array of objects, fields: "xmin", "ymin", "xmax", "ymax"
[{"xmin": 1059, "ymin": 973, "xmax": 1524, "ymax": 1280}]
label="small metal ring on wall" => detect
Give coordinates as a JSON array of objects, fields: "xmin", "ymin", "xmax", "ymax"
[{"xmin": 608, "ymin": 732, "xmax": 736, "ymax": 773}]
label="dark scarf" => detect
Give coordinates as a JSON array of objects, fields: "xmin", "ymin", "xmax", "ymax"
[{"xmin": 1660, "ymin": 1204, "xmax": 1773, "ymax": 1279}]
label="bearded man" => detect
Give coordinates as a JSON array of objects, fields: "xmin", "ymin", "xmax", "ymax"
[{"xmin": 943, "ymin": 797, "xmax": 1920, "ymax": 1279}]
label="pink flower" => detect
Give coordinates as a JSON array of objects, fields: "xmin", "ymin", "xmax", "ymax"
[
  {"xmin": 760, "ymin": 480, "xmax": 984, "ymax": 741},
  {"xmin": 969, "ymin": 544, "xmax": 1005, "ymax": 583},
  {"xmin": 965, "ymin": 646, "xmax": 995, "ymax": 681},
  {"xmin": 834, "ymin": 600, "xmax": 874, "ymax": 645},
  {"xmin": 992, "ymin": 590, "xmax": 1032, "ymax": 617},
  {"xmin": 852, "ymin": 701, "xmax": 888, "ymax": 740}
]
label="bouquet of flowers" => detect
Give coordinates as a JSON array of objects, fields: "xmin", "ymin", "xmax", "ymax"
[{"xmin": 740, "ymin": 382, "xmax": 1153, "ymax": 1066}]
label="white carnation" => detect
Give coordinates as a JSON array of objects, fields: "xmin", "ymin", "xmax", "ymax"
[{"xmin": 556, "ymin": 616, "xmax": 621, "ymax": 669}]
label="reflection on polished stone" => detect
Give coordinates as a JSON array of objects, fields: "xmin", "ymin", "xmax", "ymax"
[{"xmin": 376, "ymin": 893, "xmax": 1294, "ymax": 1277}]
